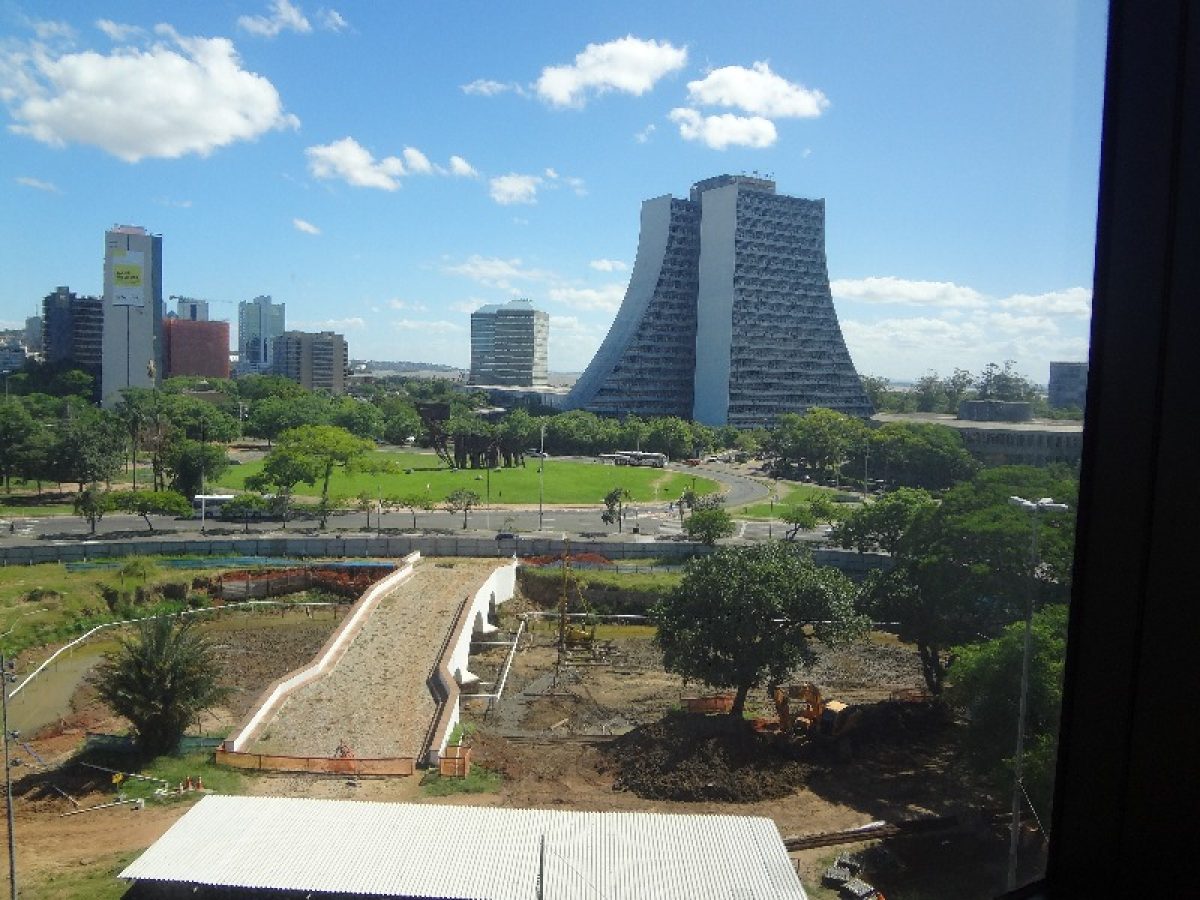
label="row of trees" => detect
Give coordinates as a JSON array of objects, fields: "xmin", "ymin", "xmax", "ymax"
[{"xmin": 863, "ymin": 360, "xmax": 1081, "ymax": 418}]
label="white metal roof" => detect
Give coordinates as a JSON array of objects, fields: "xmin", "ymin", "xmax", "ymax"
[{"xmin": 121, "ymin": 794, "xmax": 807, "ymax": 900}]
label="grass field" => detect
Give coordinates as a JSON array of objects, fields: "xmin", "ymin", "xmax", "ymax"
[
  {"xmin": 214, "ymin": 451, "xmax": 718, "ymax": 506},
  {"xmin": 733, "ymin": 480, "xmax": 834, "ymax": 519},
  {"xmin": 0, "ymin": 559, "xmax": 248, "ymax": 657}
]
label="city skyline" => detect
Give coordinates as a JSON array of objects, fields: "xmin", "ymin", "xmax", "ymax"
[{"xmin": 0, "ymin": 2, "xmax": 1106, "ymax": 381}]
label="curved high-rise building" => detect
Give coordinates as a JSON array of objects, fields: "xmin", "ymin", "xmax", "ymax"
[{"xmin": 568, "ymin": 175, "xmax": 871, "ymax": 428}]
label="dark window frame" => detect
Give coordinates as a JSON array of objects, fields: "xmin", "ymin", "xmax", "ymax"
[{"xmin": 1019, "ymin": 1, "xmax": 1197, "ymax": 896}]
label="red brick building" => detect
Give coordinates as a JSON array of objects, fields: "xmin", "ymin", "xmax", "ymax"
[{"xmin": 164, "ymin": 318, "xmax": 230, "ymax": 379}]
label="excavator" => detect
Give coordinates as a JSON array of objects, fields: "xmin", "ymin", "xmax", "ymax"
[{"xmin": 771, "ymin": 682, "xmax": 861, "ymax": 741}]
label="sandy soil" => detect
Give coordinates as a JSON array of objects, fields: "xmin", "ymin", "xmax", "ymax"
[{"xmin": 251, "ymin": 559, "xmax": 499, "ymax": 758}]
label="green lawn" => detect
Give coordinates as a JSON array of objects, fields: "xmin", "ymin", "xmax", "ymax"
[
  {"xmin": 215, "ymin": 451, "xmax": 718, "ymax": 506},
  {"xmin": 734, "ymin": 481, "xmax": 835, "ymax": 519}
]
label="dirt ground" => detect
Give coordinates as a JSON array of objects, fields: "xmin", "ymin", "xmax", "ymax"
[{"xmin": 3, "ymin": 566, "xmax": 1006, "ymax": 898}]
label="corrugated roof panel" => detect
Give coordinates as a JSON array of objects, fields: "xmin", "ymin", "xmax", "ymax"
[{"xmin": 121, "ymin": 795, "xmax": 806, "ymax": 899}]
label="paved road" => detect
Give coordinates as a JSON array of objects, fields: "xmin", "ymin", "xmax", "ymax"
[{"xmin": 0, "ymin": 459, "xmax": 801, "ymax": 547}]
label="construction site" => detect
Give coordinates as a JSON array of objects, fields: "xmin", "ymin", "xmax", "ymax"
[{"xmin": 3, "ymin": 553, "xmax": 1034, "ymax": 898}]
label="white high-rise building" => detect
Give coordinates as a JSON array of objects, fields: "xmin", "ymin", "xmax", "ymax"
[
  {"xmin": 568, "ymin": 175, "xmax": 871, "ymax": 428},
  {"xmin": 101, "ymin": 225, "xmax": 163, "ymax": 406},
  {"xmin": 469, "ymin": 298, "xmax": 549, "ymax": 387},
  {"xmin": 238, "ymin": 295, "xmax": 285, "ymax": 374}
]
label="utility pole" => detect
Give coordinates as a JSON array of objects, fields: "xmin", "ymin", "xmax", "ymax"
[
  {"xmin": 1006, "ymin": 495, "xmax": 1068, "ymax": 890},
  {"xmin": 538, "ymin": 423, "xmax": 546, "ymax": 531},
  {"xmin": 2, "ymin": 654, "xmax": 17, "ymax": 900}
]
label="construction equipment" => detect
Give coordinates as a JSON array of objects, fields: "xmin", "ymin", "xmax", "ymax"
[{"xmin": 772, "ymin": 682, "xmax": 861, "ymax": 740}]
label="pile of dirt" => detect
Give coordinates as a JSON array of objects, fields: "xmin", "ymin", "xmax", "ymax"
[
  {"xmin": 600, "ymin": 713, "xmax": 816, "ymax": 802},
  {"xmin": 521, "ymin": 552, "xmax": 613, "ymax": 567},
  {"xmin": 850, "ymin": 699, "xmax": 953, "ymax": 747}
]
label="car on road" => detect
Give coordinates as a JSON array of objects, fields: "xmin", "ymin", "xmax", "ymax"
[
  {"xmin": 525, "ymin": 450, "xmax": 549, "ymax": 458},
  {"xmin": 495, "ymin": 532, "xmax": 518, "ymax": 541}
]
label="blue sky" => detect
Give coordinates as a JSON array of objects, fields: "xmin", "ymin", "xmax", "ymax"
[{"xmin": 0, "ymin": 1, "xmax": 1108, "ymax": 382}]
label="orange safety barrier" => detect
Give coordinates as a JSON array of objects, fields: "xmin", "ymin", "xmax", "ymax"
[{"xmin": 215, "ymin": 747, "xmax": 416, "ymax": 776}]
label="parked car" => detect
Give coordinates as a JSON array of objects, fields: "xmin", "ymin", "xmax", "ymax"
[{"xmin": 495, "ymin": 532, "xmax": 518, "ymax": 541}]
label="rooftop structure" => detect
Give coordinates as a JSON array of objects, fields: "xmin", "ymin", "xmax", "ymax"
[
  {"xmin": 470, "ymin": 298, "xmax": 549, "ymax": 387},
  {"xmin": 874, "ymin": 412, "xmax": 1083, "ymax": 467},
  {"xmin": 122, "ymin": 795, "xmax": 807, "ymax": 900},
  {"xmin": 568, "ymin": 176, "xmax": 871, "ymax": 427}
]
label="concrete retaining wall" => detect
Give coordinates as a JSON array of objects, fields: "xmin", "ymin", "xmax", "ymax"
[
  {"xmin": 222, "ymin": 552, "xmax": 420, "ymax": 753},
  {"xmin": 0, "ymin": 535, "xmax": 890, "ymax": 576},
  {"xmin": 424, "ymin": 560, "xmax": 518, "ymax": 765}
]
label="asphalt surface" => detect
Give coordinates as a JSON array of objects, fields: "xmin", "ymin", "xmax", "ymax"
[{"xmin": 0, "ymin": 460, "xmax": 803, "ymax": 547}]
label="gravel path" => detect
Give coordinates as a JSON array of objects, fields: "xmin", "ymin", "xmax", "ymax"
[{"xmin": 251, "ymin": 559, "xmax": 498, "ymax": 759}]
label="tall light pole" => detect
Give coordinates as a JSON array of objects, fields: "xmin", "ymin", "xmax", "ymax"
[
  {"xmin": 538, "ymin": 423, "xmax": 546, "ymax": 531},
  {"xmin": 2, "ymin": 654, "xmax": 17, "ymax": 900},
  {"xmin": 1006, "ymin": 495, "xmax": 1068, "ymax": 890}
]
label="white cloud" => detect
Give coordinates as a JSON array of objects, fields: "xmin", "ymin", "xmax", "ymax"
[
  {"xmin": 998, "ymin": 287, "xmax": 1092, "ymax": 319},
  {"xmin": 669, "ymin": 108, "xmax": 776, "ymax": 150},
  {"xmin": 238, "ymin": 0, "xmax": 311, "ymax": 37},
  {"xmin": 15, "ymin": 176, "xmax": 59, "ymax": 193},
  {"xmin": 392, "ymin": 319, "xmax": 462, "ymax": 333},
  {"xmin": 634, "ymin": 123, "xmax": 656, "ymax": 144},
  {"xmin": 2, "ymin": 31, "xmax": 299, "ymax": 162},
  {"xmin": 292, "ymin": 317, "xmax": 364, "ymax": 331},
  {"xmin": 318, "ymin": 9, "xmax": 348, "ymax": 31},
  {"xmin": 306, "ymin": 137, "xmax": 405, "ymax": 190},
  {"xmin": 446, "ymin": 255, "xmax": 553, "ymax": 290},
  {"xmin": 292, "ymin": 217, "xmax": 320, "ymax": 234},
  {"xmin": 490, "ymin": 173, "xmax": 542, "ymax": 205},
  {"xmin": 462, "ymin": 78, "xmax": 519, "ymax": 96},
  {"xmin": 536, "ymin": 36, "xmax": 687, "ymax": 108},
  {"xmin": 403, "ymin": 146, "xmax": 434, "ymax": 174},
  {"xmin": 388, "ymin": 298, "xmax": 428, "ymax": 312},
  {"xmin": 96, "ymin": 20, "xmax": 145, "ymax": 42},
  {"xmin": 831, "ymin": 276, "xmax": 988, "ymax": 310},
  {"xmin": 30, "ymin": 20, "xmax": 75, "ymax": 41},
  {"xmin": 686, "ymin": 61, "xmax": 829, "ymax": 118},
  {"xmin": 837, "ymin": 278, "xmax": 1093, "ymax": 380},
  {"xmin": 589, "ymin": 258, "xmax": 627, "ymax": 272},
  {"xmin": 548, "ymin": 284, "xmax": 625, "ymax": 312},
  {"xmin": 451, "ymin": 299, "xmax": 488, "ymax": 314},
  {"xmin": 448, "ymin": 155, "xmax": 477, "ymax": 177}
]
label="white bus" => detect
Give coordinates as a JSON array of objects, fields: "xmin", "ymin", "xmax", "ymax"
[{"xmin": 613, "ymin": 451, "xmax": 667, "ymax": 468}]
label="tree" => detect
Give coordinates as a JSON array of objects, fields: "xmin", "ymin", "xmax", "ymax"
[
  {"xmin": 859, "ymin": 422, "xmax": 977, "ymax": 491},
  {"xmin": 273, "ymin": 425, "xmax": 373, "ymax": 526},
  {"xmin": 73, "ymin": 484, "xmax": 115, "ymax": 534},
  {"xmin": 654, "ymin": 543, "xmax": 868, "ymax": 717},
  {"xmin": 832, "ymin": 487, "xmax": 935, "ymax": 554},
  {"xmin": 443, "ymin": 489, "xmax": 480, "ymax": 529},
  {"xmin": 0, "ymin": 399, "xmax": 36, "ymax": 490},
  {"xmin": 246, "ymin": 393, "xmax": 331, "ymax": 445},
  {"xmin": 780, "ymin": 504, "xmax": 817, "ymax": 540},
  {"xmin": 92, "ymin": 616, "xmax": 230, "ymax": 757},
  {"xmin": 221, "ymin": 492, "xmax": 268, "ymax": 533},
  {"xmin": 859, "ymin": 375, "xmax": 891, "ymax": 411},
  {"xmin": 684, "ymin": 508, "xmax": 735, "ymax": 544},
  {"xmin": 601, "ymin": 487, "xmax": 631, "ymax": 532},
  {"xmin": 396, "ymin": 492, "xmax": 435, "ymax": 529},
  {"xmin": 113, "ymin": 490, "xmax": 191, "ymax": 532},
  {"xmin": 52, "ymin": 407, "xmax": 126, "ymax": 489},
  {"xmin": 865, "ymin": 466, "xmax": 1077, "ymax": 695},
  {"xmin": 770, "ymin": 408, "xmax": 866, "ymax": 480},
  {"xmin": 949, "ymin": 604, "xmax": 1068, "ymax": 821},
  {"xmin": 330, "ymin": 397, "xmax": 384, "ymax": 441},
  {"xmin": 163, "ymin": 439, "xmax": 230, "ymax": 499},
  {"xmin": 976, "ymin": 360, "xmax": 1041, "ymax": 403},
  {"xmin": 246, "ymin": 447, "xmax": 323, "ymax": 526}
]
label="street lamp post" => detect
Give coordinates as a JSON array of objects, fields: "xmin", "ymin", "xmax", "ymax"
[
  {"xmin": 2, "ymin": 654, "xmax": 17, "ymax": 900},
  {"xmin": 538, "ymin": 424, "xmax": 546, "ymax": 531},
  {"xmin": 1006, "ymin": 495, "xmax": 1068, "ymax": 890}
]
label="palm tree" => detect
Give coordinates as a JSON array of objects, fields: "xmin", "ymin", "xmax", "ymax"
[{"xmin": 92, "ymin": 616, "xmax": 229, "ymax": 757}]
